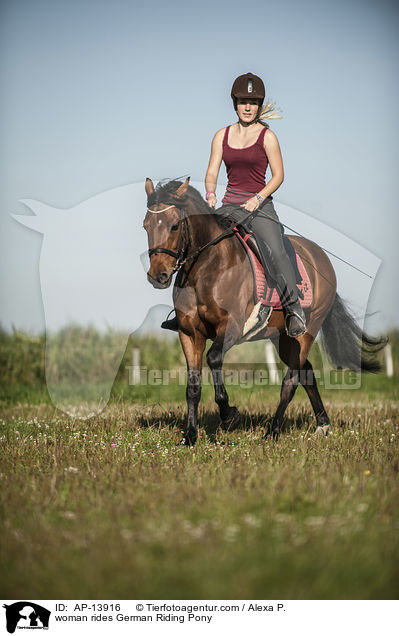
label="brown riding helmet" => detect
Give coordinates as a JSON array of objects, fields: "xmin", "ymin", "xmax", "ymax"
[{"xmin": 231, "ymin": 72, "xmax": 265, "ymax": 105}]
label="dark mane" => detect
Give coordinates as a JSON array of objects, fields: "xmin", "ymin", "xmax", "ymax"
[{"xmin": 147, "ymin": 179, "xmax": 228, "ymax": 229}]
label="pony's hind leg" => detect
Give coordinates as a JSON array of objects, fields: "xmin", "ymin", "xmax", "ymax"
[
  {"xmin": 269, "ymin": 333, "xmax": 314, "ymax": 439},
  {"xmin": 269, "ymin": 368, "xmax": 300, "ymax": 439},
  {"xmin": 299, "ymin": 360, "xmax": 330, "ymax": 434},
  {"xmin": 179, "ymin": 329, "xmax": 207, "ymax": 446}
]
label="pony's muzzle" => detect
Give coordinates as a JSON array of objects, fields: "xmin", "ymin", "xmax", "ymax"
[{"xmin": 147, "ymin": 271, "xmax": 172, "ymax": 289}]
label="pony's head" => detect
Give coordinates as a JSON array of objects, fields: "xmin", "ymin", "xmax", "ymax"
[{"xmin": 144, "ymin": 177, "xmax": 190, "ymax": 289}]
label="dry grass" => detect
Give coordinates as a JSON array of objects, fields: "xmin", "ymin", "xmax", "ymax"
[{"xmin": 1, "ymin": 391, "xmax": 398, "ymax": 600}]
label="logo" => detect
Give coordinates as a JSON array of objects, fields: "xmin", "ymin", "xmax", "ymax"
[
  {"xmin": 247, "ymin": 79, "xmax": 253, "ymax": 93},
  {"xmin": 2, "ymin": 603, "xmax": 51, "ymax": 633}
]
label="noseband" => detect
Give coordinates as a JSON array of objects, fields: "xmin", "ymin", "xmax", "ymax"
[{"xmin": 147, "ymin": 204, "xmax": 190, "ymax": 274}]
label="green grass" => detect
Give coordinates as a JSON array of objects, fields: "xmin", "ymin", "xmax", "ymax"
[{"xmin": 1, "ymin": 391, "xmax": 398, "ymax": 599}]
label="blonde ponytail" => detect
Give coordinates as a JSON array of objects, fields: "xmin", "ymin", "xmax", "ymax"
[{"xmin": 257, "ymin": 99, "xmax": 282, "ymax": 125}]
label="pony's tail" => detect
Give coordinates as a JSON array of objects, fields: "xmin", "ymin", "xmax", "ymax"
[{"xmin": 319, "ymin": 293, "xmax": 387, "ymax": 372}]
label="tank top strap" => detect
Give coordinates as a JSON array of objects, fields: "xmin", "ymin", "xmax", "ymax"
[
  {"xmin": 222, "ymin": 125, "xmax": 230, "ymax": 147},
  {"xmin": 257, "ymin": 126, "xmax": 268, "ymax": 147}
]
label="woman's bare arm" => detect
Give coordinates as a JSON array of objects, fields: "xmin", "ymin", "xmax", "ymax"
[{"xmin": 205, "ymin": 128, "xmax": 225, "ymax": 207}]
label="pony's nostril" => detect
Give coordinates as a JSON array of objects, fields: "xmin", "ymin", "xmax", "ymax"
[{"xmin": 158, "ymin": 272, "xmax": 169, "ymax": 283}]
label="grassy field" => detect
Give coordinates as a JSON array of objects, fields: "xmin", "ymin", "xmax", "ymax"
[{"xmin": 1, "ymin": 329, "xmax": 398, "ymax": 599}]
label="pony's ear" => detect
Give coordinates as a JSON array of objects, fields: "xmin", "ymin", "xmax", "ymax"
[
  {"xmin": 174, "ymin": 177, "xmax": 190, "ymax": 198},
  {"xmin": 145, "ymin": 178, "xmax": 154, "ymax": 197}
]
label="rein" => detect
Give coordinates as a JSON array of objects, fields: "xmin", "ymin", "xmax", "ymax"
[{"xmin": 147, "ymin": 196, "xmax": 374, "ymax": 280}]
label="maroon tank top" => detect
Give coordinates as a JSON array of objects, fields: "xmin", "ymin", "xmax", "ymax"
[{"xmin": 221, "ymin": 125, "xmax": 269, "ymax": 205}]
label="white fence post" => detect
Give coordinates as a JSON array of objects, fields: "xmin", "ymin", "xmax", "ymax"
[
  {"xmin": 127, "ymin": 348, "xmax": 141, "ymax": 385},
  {"xmin": 385, "ymin": 343, "xmax": 394, "ymax": 377},
  {"xmin": 265, "ymin": 341, "xmax": 279, "ymax": 385}
]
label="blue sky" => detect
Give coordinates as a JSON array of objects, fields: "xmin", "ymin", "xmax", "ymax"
[{"xmin": 1, "ymin": 0, "xmax": 398, "ymax": 333}]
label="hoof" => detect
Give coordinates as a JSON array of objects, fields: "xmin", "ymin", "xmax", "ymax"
[
  {"xmin": 220, "ymin": 407, "xmax": 241, "ymax": 431},
  {"xmin": 271, "ymin": 428, "xmax": 280, "ymax": 441},
  {"xmin": 180, "ymin": 431, "xmax": 197, "ymax": 446},
  {"xmin": 314, "ymin": 424, "xmax": 330, "ymax": 437},
  {"xmin": 264, "ymin": 420, "xmax": 280, "ymax": 441}
]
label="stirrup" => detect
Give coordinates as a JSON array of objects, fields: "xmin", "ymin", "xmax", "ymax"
[
  {"xmin": 257, "ymin": 303, "xmax": 271, "ymax": 324},
  {"xmin": 285, "ymin": 309, "xmax": 306, "ymax": 338}
]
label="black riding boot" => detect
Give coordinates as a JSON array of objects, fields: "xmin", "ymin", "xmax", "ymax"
[
  {"xmin": 247, "ymin": 210, "xmax": 306, "ymax": 338},
  {"xmin": 161, "ymin": 313, "xmax": 179, "ymax": 332},
  {"xmin": 255, "ymin": 244, "xmax": 307, "ymax": 338},
  {"xmin": 270, "ymin": 272, "xmax": 306, "ymax": 337}
]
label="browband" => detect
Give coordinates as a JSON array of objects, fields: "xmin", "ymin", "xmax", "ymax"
[{"xmin": 146, "ymin": 205, "xmax": 176, "ymax": 214}]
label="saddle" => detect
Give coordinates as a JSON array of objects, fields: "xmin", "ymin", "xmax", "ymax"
[
  {"xmin": 161, "ymin": 218, "xmax": 313, "ymax": 339},
  {"xmin": 233, "ymin": 225, "xmax": 313, "ymax": 310}
]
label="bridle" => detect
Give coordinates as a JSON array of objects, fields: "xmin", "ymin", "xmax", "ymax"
[{"xmin": 146, "ymin": 204, "xmax": 191, "ymax": 275}]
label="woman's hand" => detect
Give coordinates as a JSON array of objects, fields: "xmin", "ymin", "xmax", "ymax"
[
  {"xmin": 240, "ymin": 196, "xmax": 260, "ymax": 212},
  {"xmin": 207, "ymin": 193, "xmax": 217, "ymax": 208}
]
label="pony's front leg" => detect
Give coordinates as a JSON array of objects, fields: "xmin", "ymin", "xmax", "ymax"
[
  {"xmin": 206, "ymin": 330, "xmax": 241, "ymax": 429},
  {"xmin": 179, "ymin": 330, "xmax": 206, "ymax": 446}
]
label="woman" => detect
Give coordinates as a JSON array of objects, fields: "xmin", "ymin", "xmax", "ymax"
[
  {"xmin": 204, "ymin": 72, "xmax": 306, "ymax": 338},
  {"xmin": 161, "ymin": 72, "xmax": 306, "ymax": 337}
]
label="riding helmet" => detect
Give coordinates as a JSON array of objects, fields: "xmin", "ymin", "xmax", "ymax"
[{"xmin": 231, "ymin": 73, "xmax": 265, "ymax": 105}]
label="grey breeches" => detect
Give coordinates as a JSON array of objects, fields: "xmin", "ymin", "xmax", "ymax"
[{"xmin": 215, "ymin": 198, "xmax": 299, "ymax": 307}]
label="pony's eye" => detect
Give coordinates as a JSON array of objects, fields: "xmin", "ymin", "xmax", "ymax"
[{"xmin": 171, "ymin": 224, "xmax": 179, "ymax": 232}]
